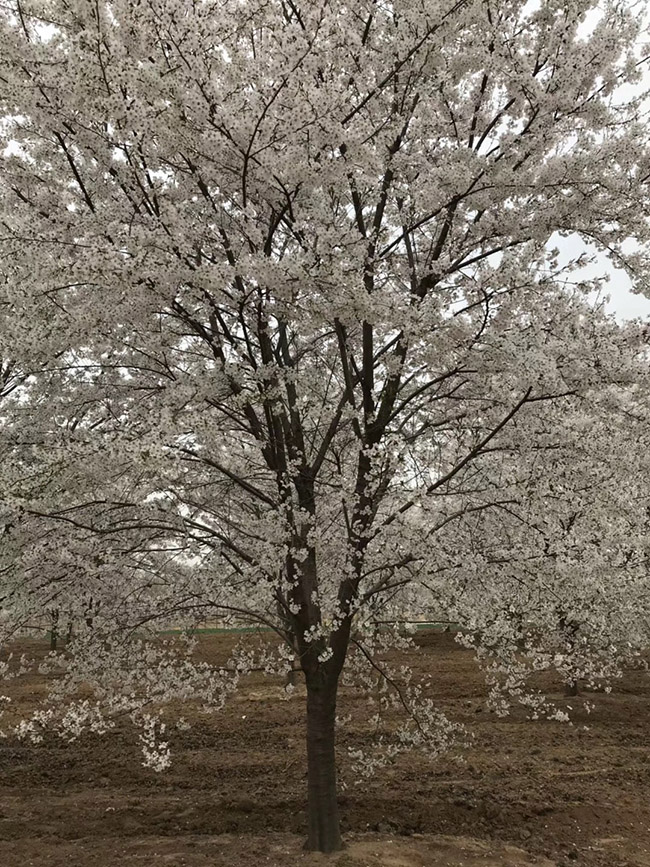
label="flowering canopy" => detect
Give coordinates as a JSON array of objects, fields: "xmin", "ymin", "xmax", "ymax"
[{"xmin": 1, "ymin": 0, "xmax": 650, "ymax": 852}]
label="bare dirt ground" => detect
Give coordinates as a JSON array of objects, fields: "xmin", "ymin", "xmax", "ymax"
[{"xmin": 0, "ymin": 631, "xmax": 648, "ymax": 867}]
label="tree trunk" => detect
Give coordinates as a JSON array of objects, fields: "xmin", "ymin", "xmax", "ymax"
[
  {"xmin": 304, "ymin": 677, "xmax": 342, "ymax": 853},
  {"xmin": 50, "ymin": 609, "xmax": 59, "ymax": 651},
  {"xmin": 565, "ymin": 679, "xmax": 579, "ymax": 697},
  {"xmin": 285, "ymin": 660, "xmax": 298, "ymax": 688}
]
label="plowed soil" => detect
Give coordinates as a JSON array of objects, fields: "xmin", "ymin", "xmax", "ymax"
[{"xmin": 0, "ymin": 631, "xmax": 648, "ymax": 867}]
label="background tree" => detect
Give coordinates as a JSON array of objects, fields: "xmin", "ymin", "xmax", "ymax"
[{"xmin": 1, "ymin": 0, "xmax": 650, "ymax": 852}]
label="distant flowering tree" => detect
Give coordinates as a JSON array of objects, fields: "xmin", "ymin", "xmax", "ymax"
[{"xmin": 1, "ymin": 0, "xmax": 650, "ymax": 852}]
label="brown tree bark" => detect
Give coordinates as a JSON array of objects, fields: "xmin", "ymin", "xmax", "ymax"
[
  {"xmin": 303, "ymin": 675, "xmax": 343, "ymax": 853},
  {"xmin": 285, "ymin": 659, "xmax": 298, "ymax": 687},
  {"xmin": 50, "ymin": 609, "xmax": 59, "ymax": 651}
]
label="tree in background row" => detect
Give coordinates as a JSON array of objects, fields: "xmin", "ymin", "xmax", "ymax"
[{"xmin": 1, "ymin": 0, "xmax": 650, "ymax": 852}]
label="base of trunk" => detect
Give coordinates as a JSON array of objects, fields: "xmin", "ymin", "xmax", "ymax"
[{"xmin": 303, "ymin": 832, "xmax": 344, "ymax": 854}]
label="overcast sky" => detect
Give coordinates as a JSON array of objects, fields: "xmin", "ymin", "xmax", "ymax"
[
  {"xmin": 552, "ymin": 233, "xmax": 650, "ymax": 323},
  {"xmin": 607, "ymin": 282, "xmax": 650, "ymax": 323}
]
